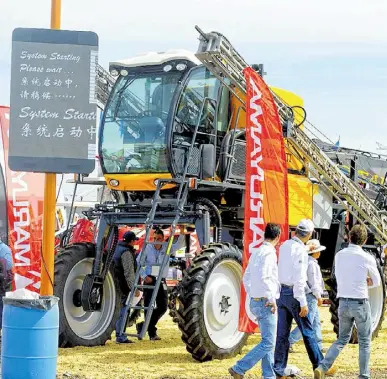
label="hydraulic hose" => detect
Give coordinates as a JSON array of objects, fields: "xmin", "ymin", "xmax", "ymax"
[
  {"xmin": 291, "ymin": 105, "xmax": 307, "ymax": 127},
  {"xmin": 196, "ymin": 197, "xmax": 222, "ymax": 242}
]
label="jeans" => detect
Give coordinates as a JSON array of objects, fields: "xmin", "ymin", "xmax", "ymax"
[
  {"xmin": 232, "ymin": 298, "xmax": 277, "ymax": 378},
  {"xmin": 289, "ymin": 293, "xmax": 323, "ymax": 350},
  {"xmin": 320, "ymin": 298, "xmax": 371, "ymax": 379},
  {"xmin": 274, "ymin": 286, "xmax": 323, "ymax": 376},
  {"xmin": 116, "ymin": 294, "xmax": 129, "ymax": 342}
]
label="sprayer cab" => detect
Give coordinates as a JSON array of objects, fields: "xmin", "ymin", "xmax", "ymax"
[
  {"xmin": 100, "ymin": 50, "xmax": 196, "ymax": 190},
  {"xmin": 99, "ymin": 49, "xmax": 306, "ymax": 196}
]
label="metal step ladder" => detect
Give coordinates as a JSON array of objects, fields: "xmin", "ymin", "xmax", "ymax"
[
  {"xmin": 118, "ymin": 100, "xmax": 206, "ymax": 339},
  {"xmin": 194, "ymin": 26, "xmax": 387, "ymax": 246},
  {"xmin": 118, "ymin": 177, "xmax": 190, "ymax": 340}
]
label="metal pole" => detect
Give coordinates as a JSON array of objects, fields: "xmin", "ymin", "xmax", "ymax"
[{"xmin": 40, "ymin": 0, "xmax": 61, "ymax": 296}]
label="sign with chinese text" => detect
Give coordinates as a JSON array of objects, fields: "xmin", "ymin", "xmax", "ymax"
[{"xmin": 9, "ymin": 28, "xmax": 99, "ymax": 174}]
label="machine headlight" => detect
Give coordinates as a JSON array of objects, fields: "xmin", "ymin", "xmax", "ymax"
[
  {"xmin": 176, "ymin": 63, "xmax": 187, "ymax": 71},
  {"xmin": 163, "ymin": 64, "xmax": 172, "ymax": 72},
  {"xmin": 109, "ymin": 179, "xmax": 119, "ymax": 187},
  {"xmin": 120, "ymin": 69, "xmax": 129, "ymax": 77},
  {"xmin": 110, "ymin": 69, "xmax": 119, "ymax": 77}
]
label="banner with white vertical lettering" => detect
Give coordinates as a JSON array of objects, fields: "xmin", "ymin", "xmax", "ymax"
[
  {"xmin": 238, "ymin": 68, "xmax": 289, "ymax": 333},
  {"xmin": 0, "ymin": 105, "xmax": 44, "ymax": 292}
]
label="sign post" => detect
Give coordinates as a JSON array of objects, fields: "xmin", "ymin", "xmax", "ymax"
[
  {"xmin": 9, "ymin": 1, "xmax": 98, "ymax": 295},
  {"xmin": 43, "ymin": 0, "xmax": 60, "ymax": 297}
]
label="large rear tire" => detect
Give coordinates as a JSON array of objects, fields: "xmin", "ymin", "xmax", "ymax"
[
  {"xmin": 54, "ymin": 243, "xmax": 121, "ymax": 347},
  {"xmin": 329, "ymin": 254, "xmax": 386, "ymax": 343},
  {"xmin": 174, "ymin": 243, "xmax": 248, "ymax": 362}
]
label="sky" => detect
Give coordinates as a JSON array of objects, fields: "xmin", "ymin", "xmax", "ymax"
[{"xmin": 1, "ymin": 0, "xmax": 387, "ymax": 155}]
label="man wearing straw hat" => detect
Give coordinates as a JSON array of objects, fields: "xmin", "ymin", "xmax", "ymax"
[{"xmin": 288, "ymin": 239, "xmax": 327, "ymax": 353}]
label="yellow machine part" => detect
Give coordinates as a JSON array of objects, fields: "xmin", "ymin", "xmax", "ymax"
[
  {"xmin": 288, "ymin": 173, "xmax": 313, "ymax": 226},
  {"xmin": 104, "ymin": 173, "xmax": 174, "ymax": 192}
]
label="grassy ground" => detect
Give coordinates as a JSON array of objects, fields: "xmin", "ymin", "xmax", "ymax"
[{"xmin": 57, "ymin": 307, "xmax": 387, "ymax": 379}]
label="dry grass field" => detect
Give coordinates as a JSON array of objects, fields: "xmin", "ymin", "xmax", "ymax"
[{"xmin": 57, "ymin": 307, "xmax": 387, "ymax": 379}]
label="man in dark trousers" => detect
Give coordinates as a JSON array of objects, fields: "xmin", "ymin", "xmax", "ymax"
[
  {"xmin": 274, "ymin": 219, "xmax": 325, "ymax": 378},
  {"xmin": 113, "ymin": 230, "xmax": 139, "ymax": 344},
  {"xmin": 136, "ymin": 228, "xmax": 184, "ymax": 341},
  {"xmin": 314, "ymin": 224, "xmax": 381, "ymax": 379}
]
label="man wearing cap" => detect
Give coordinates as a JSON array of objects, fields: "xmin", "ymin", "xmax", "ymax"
[
  {"xmin": 113, "ymin": 230, "xmax": 140, "ymax": 344},
  {"xmin": 289, "ymin": 239, "xmax": 326, "ymax": 352},
  {"xmin": 274, "ymin": 219, "xmax": 324, "ymax": 378}
]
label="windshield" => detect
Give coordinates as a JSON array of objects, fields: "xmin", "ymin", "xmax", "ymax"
[{"xmin": 100, "ymin": 71, "xmax": 183, "ymax": 174}]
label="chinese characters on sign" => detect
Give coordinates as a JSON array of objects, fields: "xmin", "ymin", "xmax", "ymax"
[{"xmin": 9, "ymin": 28, "xmax": 99, "ymax": 174}]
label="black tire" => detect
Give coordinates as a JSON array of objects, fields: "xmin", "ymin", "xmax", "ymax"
[
  {"xmin": 174, "ymin": 243, "xmax": 248, "ymax": 362},
  {"xmin": 54, "ymin": 243, "xmax": 122, "ymax": 347},
  {"xmin": 328, "ymin": 255, "xmax": 386, "ymax": 344}
]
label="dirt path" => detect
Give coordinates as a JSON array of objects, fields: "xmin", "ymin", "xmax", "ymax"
[{"xmin": 57, "ymin": 307, "xmax": 387, "ymax": 379}]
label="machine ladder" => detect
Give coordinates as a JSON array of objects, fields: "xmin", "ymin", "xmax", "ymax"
[
  {"xmin": 118, "ymin": 177, "xmax": 190, "ymax": 340},
  {"xmin": 118, "ymin": 99, "xmax": 207, "ymax": 339},
  {"xmin": 194, "ymin": 26, "xmax": 387, "ymax": 246}
]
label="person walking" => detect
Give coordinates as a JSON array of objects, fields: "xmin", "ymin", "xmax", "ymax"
[
  {"xmin": 113, "ymin": 230, "xmax": 140, "ymax": 344},
  {"xmin": 274, "ymin": 219, "xmax": 324, "ymax": 378},
  {"xmin": 136, "ymin": 228, "xmax": 184, "ymax": 341},
  {"xmin": 314, "ymin": 224, "xmax": 381, "ymax": 379},
  {"xmin": 228, "ymin": 223, "xmax": 282, "ymax": 379},
  {"xmin": 289, "ymin": 239, "xmax": 326, "ymax": 353}
]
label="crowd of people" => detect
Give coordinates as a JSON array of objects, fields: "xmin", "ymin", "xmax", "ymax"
[
  {"xmin": 228, "ymin": 220, "xmax": 381, "ymax": 379},
  {"xmin": 111, "ymin": 219, "xmax": 381, "ymax": 379}
]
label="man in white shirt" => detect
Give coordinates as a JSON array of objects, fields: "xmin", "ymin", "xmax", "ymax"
[
  {"xmin": 314, "ymin": 224, "xmax": 381, "ymax": 379},
  {"xmin": 274, "ymin": 219, "xmax": 324, "ymax": 378},
  {"xmin": 228, "ymin": 223, "xmax": 281, "ymax": 379}
]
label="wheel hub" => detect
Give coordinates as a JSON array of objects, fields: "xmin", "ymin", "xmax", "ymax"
[
  {"xmin": 203, "ymin": 258, "xmax": 245, "ymax": 349},
  {"xmin": 207, "ymin": 280, "xmax": 236, "ymax": 327},
  {"xmin": 73, "ymin": 289, "xmax": 82, "ymax": 307},
  {"xmin": 63, "ymin": 257, "xmax": 116, "ymax": 340},
  {"xmin": 219, "ymin": 295, "xmax": 231, "ymax": 314}
]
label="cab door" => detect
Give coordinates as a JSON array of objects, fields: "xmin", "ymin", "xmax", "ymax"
[{"xmin": 169, "ymin": 66, "xmax": 229, "ymax": 179}]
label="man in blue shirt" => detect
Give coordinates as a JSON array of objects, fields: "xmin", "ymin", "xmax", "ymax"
[
  {"xmin": 136, "ymin": 228, "xmax": 184, "ymax": 340},
  {"xmin": 0, "ymin": 239, "xmax": 13, "ymax": 329}
]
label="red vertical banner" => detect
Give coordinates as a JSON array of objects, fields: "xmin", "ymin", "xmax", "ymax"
[
  {"xmin": 239, "ymin": 68, "xmax": 289, "ymax": 333},
  {"xmin": 0, "ymin": 106, "xmax": 44, "ymax": 292}
]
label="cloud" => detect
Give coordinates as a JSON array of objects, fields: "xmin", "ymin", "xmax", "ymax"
[{"xmin": 1, "ymin": 0, "xmax": 387, "ymax": 52}]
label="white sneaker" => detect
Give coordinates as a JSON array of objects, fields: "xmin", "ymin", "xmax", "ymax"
[{"xmin": 284, "ymin": 365, "xmax": 301, "ymax": 376}]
